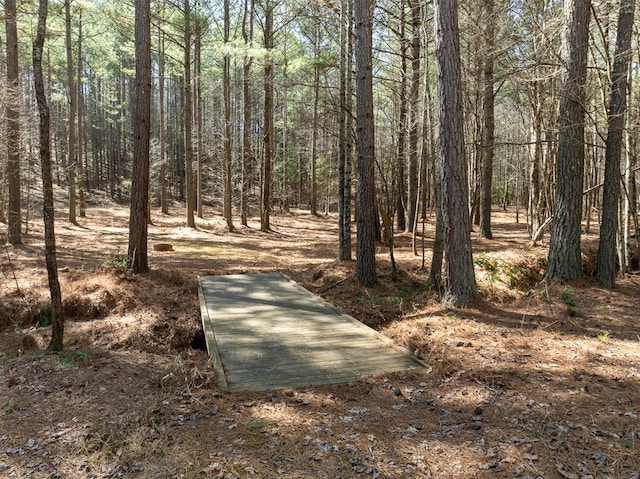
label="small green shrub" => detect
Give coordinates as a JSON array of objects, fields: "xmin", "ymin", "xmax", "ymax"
[
  {"xmin": 36, "ymin": 310, "xmax": 52, "ymax": 329},
  {"xmin": 504, "ymin": 265, "xmax": 517, "ymax": 287},
  {"xmin": 390, "ymin": 296, "xmax": 403, "ymax": 306},
  {"xmin": 474, "ymin": 253, "xmax": 499, "ymax": 273},
  {"xmin": 400, "ymin": 283, "xmax": 428, "ymax": 295},
  {"xmin": 561, "ymin": 286, "xmax": 577, "ymax": 307},
  {"xmin": 60, "ymin": 350, "xmax": 92, "ymax": 368},
  {"xmin": 356, "ymin": 293, "xmax": 386, "ymax": 305},
  {"xmin": 101, "ymin": 248, "xmax": 131, "ymax": 273}
]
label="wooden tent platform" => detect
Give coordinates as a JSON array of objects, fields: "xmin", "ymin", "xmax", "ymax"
[{"xmin": 198, "ymin": 272, "xmax": 425, "ymax": 391}]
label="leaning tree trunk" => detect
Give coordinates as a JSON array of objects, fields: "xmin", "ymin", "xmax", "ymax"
[
  {"xmin": 354, "ymin": 0, "xmax": 377, "ymax": 286},
  {"xmin": 595, "ymin": 0, "xmax": 635, "ymax": 288},
  {"xmin": 546, "ymin": 0, "xmax": 591, "ymax": 281},
  {"xmin": 34, "ymin": 0, "xmax": 64, "ymax": 351},
  {"xmin": 434, "ymin": 0, "xmax": 478, "ymax": 306},
  {"xmin": 5, "ymin": 0, "xmax": 21, "ymax": 245}
]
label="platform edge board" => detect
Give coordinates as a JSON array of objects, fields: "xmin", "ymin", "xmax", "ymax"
[
  {"xmin": 226, "ymin": 368, "xmax": 416, "ymax": 392},
  {"xmin": 220, "ymin": 355, "xmax": 419, "ymax": 374},
  {"xmin": 226, "ymin": 363, "xmax": 421, "ymax": 382},
  {"xmin": 198, "ymin": 278, "xmax": 229, "ymax": 391}
]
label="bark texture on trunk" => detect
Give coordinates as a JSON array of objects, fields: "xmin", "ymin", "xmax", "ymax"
[
  {"xmin": 354, "ymin": 0, "xmax": 377, "ymax": 286},
  {"xmin": 5, "ymin": 0, "xmax": 21, "ymax": 244},
  {"xmin": 261, "ymin": 2, "xmax": 274, "ymax": 231},
  {"xmin": 479, "ymin": 0, "xmax": 495, "ymax": 239},
  {"xmin": 547, "ymin": 0, "xmax": 591, "ymax": 281},
  {"xmin": 128, "ymin": 0, "xmax": 152, "ymax": 274},
  {"xmin": 241, "ymin": 0, "xmax": 253, "ymax": 226},
  {"xmin": 34, "ymin": 0, "xmax": 64, "ymax": 351},
  {"xmin": 223, "ymin": 0, "xmax": 234, "ymax": 230},
  {"xmin": 595, "ymin": 0, "xmax": 635, "ymax": 288},
  {"xmin": 65, "ymin": 0, "xmax": 77, "ymax": 224},
  {"xmin": 434, "ymin": 0, "xmax": 478, "ymax": 306},
  {"xmin": 338, "ymin": 0, "xmax": 353, "ymax": 260},
  {"xmin": 184, "ymin": 0, "xmax": 195, "ymax": 228}
]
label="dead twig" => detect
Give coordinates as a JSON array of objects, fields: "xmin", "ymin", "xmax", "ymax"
[
  {"xmin": 318, "ymin": 275, "xmax": 352, "ymax": 293},
  {"xmin": 3, "ymin": 243, "xmax": 22, "ymax": 296}
]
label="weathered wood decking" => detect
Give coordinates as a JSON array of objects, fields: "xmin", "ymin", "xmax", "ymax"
[{"xmin": 198, "ymin": 272, "xmax": 425, "ymax": 391}]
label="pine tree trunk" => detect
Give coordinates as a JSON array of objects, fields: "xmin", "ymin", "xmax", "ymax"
[
  {"xmin": 595, "ymin": 0, "xmax": 635, "ymax": 288},
  {"xmin": 311, "ymin": 34, "xmax": 320, "ymax": 216},
  {"xmin": 196, "ymin": 18, "xmax": 204, "ymax": 219},
  {"xmin": 159, "ymin": 31, "xmax": 168, "ymax": 215},
  {"xmin": 282, "ymin": 63, "xmax": 289, "ymax": 211},
  {"xmin": 241, "ymin": 0, "xmax": 253, "ymax": 226},
  {"xmin": 65, "ymin": 0, "xmax": 77, "ymax": 224},
  {"xmin": 76, "ymin": 10, "xmax": 86, "ymax": 218},
  {"xmin": 354, "ymin": 0, "xmax": 377, "ymax": 286},
  {"xmin": 434, "ymin": 0, "xmax": 478, "ymax": 306},
  {"xmin": 547, "ymin": 0, "xmax": 591, "ymax": 281},
  {"xmin": 261, "ymin": 2, "xmax": 274, "ymax": 231},
  {"xmin": 429, "ymin": 184, "xmax": 444, "ymax": 291},
  {"xmin": 34, "ymin": 0, "xmax": 64, "ymax": 351},
  {"xmin": 528, "ymin": 87, "xmax": 543, "ymax": 238},
  {"xmin": 479, "ymin": 0, "xmax": 495, "ymax": 239},
  {"xmin": 338, "ymin": 0, "xmax": 353, "ymax": 260},
  {"xmin": 127, "ymin": 0, "xmax": 151, "ymax": 274},
  {"xmin": 184, "ymin": 0, "xmax": 195, "ymax": 228},
  {"xmin": 223, "ymin": 0, "xmax": 234, "ymax": 230},
  {"xmin": 394, "ymin": 0, "xmax": 407, "ymax": 233},
  {"xmin": 5, "ymin": 0, "xmax": 21, "ymax": 245},
  {"xmin": 407, "ymin": 0, "xmax": 421, "ymax": 235}
]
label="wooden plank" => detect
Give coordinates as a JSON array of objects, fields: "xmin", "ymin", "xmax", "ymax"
[
  {"xmin": 198, "ymin": 284, "xmax": 228, "ymax": 390},
  {"xmin": 227, "ymin": 361, "xmax": 419, "ymax": 382},
  {"xmin": 198, "ymin": 272, "xmax": 427, "ymax": 391},
  {"xmin": 220, "ymin": 352, "xmax": 417, "ymax": 373}
]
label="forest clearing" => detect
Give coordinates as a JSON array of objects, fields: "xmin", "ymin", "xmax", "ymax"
[{"xmin": 1, "ymin": 192, "xmax": 639, "ymax": 479}]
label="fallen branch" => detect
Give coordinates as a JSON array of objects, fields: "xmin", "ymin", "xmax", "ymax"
[
  {"xmin": 529, "ymin": 216, "xmax": 553, "ymax": 247},
  {"xmin": 318, "ymin": 275, "xmax": 352, "ymax": 293}
]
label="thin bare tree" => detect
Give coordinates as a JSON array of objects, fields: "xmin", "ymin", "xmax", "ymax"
[
  {"xmin": 65, "ymin": 0, "xmax": 78, "ymax": 224},
  {"xmin": 33, "ymin": 0, "xmax": 64, "ymax": 351}
]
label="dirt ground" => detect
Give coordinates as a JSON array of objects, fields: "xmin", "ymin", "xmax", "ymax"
[{"xmin": 1, "ymin": 188, "xmax": 639, "ymax": 479}]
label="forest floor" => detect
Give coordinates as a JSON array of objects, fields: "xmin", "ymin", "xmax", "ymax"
[{"xmin": 1, "ymin": 188, "xmax": 639, "ymax": 479}]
